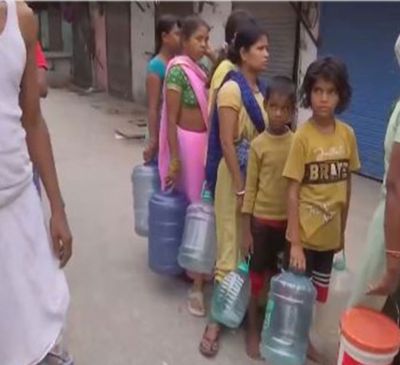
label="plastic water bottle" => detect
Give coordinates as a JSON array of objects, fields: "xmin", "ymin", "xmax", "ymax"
[
  {"xmin": 148, "ymin": 189, "xmax": 188, "ymax": 276},
  {"xmin": 178, "ymin": 185, "xmax": 216, "ymax": 275},
  {"xmin": 210, "ymin": 261, "xmax": 251, "ymax": 328},
  {"xmin": 311, "ymin": 253, "xmax": 353, "ymax": 361},
  {"xmin": 261, "ymin": 271, "xmax": 316, "ymax": 365},
  {"xmin": 131, "ymin": 161, "xmax": 160, "ymax": 237}
]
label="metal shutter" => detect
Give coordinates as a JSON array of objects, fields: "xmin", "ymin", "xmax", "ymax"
[
  {"xmin": 319, "ymin": 3, "xmax": 400, "ymax": 179},
  {"xmin": 233, "ymin": 2, "xmax": 298, "ymax": 82}
]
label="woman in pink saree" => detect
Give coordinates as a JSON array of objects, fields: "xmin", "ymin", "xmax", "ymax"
[{"xmin": 158, "ymin": 15, "xmax": 211, "ymax": 317}]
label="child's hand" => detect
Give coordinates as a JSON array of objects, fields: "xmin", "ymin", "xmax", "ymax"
[
  {"xmin": 236, "ymin": 195, "xmax": 244, "ymax": 211},
  {"xmin": 242, "ymin": 228, "xmax": 254, "ymax": 256},
  {"xmin": 290, "ymin": 243, "xmax": 306, "ymax": 272}
]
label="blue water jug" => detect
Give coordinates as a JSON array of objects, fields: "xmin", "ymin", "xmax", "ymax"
[
  {"xmin": 260, "ymin": 271, "xmax": 316, "ymax": 365},
  {"xmin": 148, "ymin": 189, "xmax": 188, "ymax": 276},
  {"xmin": 131, "ymin": 161, "xmax": 160, "ymax": 237},
  {"xmin": 210, "ymin": 261, "xmax": 250, "ymax": 328},
  {"xmin": 178, "ymin": 186, "xmax": 216, "ymax": 275}
]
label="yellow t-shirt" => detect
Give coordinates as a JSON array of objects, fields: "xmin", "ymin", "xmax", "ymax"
[
  {"xmin": 217, "ymin": 80, "xmax": 268, "ymax": 142},
  {"xmin": 208, "ymin": 59, "xmax": 237, "ymax": 113},
  {"xmin": 242, "ymin": 130, "xmax": 293, "ymax": 220},
  {"xmin": 283, "ymin": 120, "xmax": 361, "ymax": 251}
]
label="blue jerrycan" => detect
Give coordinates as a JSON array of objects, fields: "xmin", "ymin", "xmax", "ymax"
[
  {"xmin": 131, "ymin": 161, "xmax": 160, "ymax": 237},
  {"xmin": 148, "ymin": 188, "xmax": 188, "ymax": 275}
]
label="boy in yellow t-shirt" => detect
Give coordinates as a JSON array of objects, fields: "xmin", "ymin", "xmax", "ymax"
[
  {"xmin": 242, "ymin": 76, "xmax": 296, "ymax": 359},
  {"xmin": 284, "ymin": 57, "xmax": 360, "ymax": 309}
]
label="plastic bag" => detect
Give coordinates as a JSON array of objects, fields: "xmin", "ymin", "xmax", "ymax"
[
  {"xmin": 348, "ymin": 199, "xmax": 387, "ymax": 310},
  {"xmin": 312, "ymin": 252, "xmax": 353, "ymax": 359}
]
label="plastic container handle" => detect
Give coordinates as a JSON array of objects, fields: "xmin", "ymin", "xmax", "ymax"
[
  {"xmin": 144, "ymin": 158, "xmax": 157, "ymax": 167},
  {"xmin": 237, "ymin": 258, "xmax": 250, "ymax": 274},
  {"xmin": 333, "ymin": 251, "xmax": 347, "ymax": 271},
  {"xmin": 163, "ymin": 186, "xmax": 175, "ymax": 195}
]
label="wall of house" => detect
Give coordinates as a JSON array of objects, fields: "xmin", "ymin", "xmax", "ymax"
[
  {"xmin": 296, "ymin": 10, "xmax": 320, "ymax": 125},
  {"xmin": 198, "ymin": 2, "xmax": 232, "ymax": 49},
  {"xmin": 91, "ymin": 4, "xmax": 108, "ymax": 91},
  {"xmin": 131, "ymin": 2, "xmax": 156, "ymax": 103},
  {"xmin": 129, "ymin": 1, "xmax": 231, "ymax": 104}
]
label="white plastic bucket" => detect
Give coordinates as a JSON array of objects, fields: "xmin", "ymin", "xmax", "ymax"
[
  {"xmin": 338, "ymin": 307, "xmax": 400, "ymax": 365},
  {"xmin": 338, "ymin": 335, "xmax": 397, "ymax": 365}
]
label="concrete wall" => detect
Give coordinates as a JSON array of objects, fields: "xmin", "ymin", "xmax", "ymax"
[
  {"xmin": 197, "ymin": 1, "xmax": 232, "ymax": 50},
  {"xmin": 296, "ymin": 12, "xmax": 320, "ymax": 125},
  {"xmin": 91, "ymin": 4, "xmax": 108, "ymax": 91},
  {"xmin": 131, "ymin": 2, "xmax": 156, "ymax": 103},
  {"xmin": 129, "ymin": 1, "xmax": 231, "ymax": 104}
]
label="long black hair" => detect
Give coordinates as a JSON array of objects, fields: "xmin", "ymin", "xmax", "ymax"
[
  {"xmin": 227, "ymin": 22, "xmax": 268, "ymax": 65},
  {"xmin": 225, "ymin": 9, "xmax": 255, "ymax": 45},
  {"xmin": 208, "ymin": 10, "xmax": 256, "ymax": 86},
  {"xmin": 154, "ymin": 14, "xmax": 181, "ymax": 55}
]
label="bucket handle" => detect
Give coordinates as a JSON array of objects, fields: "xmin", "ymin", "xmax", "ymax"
[
  {"xmin": 333, "ymin": 251, "xmax": 347, "ymax": 271},
  {"xmin": 144, "ymin": 158, "xmax": 157, "ymax": 167},
  {"xmin": 163, "ymin": 186, "xmax": 175, "ymax": 195}
]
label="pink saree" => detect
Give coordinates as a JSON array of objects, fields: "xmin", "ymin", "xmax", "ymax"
[{"xmin": 158, "ymin": 56, "xmax": 209, "ymax": 203}]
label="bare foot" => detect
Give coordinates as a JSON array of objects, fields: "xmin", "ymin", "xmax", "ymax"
[{"xmin": 246, "ymin": 328, "xmax": 261, "ymax": 360}]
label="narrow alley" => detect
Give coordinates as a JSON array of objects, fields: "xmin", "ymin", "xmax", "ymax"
[{"xmin": 42, "ymin": 88, "xmax": 381, "ymax": 365}]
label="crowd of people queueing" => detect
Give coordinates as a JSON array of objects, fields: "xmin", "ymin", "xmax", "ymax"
[{"xmin": 143, "ymin": 8, "xmax": 400, "ymax": 362}]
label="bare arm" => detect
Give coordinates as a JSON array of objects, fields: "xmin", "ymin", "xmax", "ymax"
[
  {"xmin": 241, "ymin": 146, "xmax": 259, "ymax": 255},
  {"xmin": 37, "ymin": 67, "xmax": 48, "ymax": 98},
  {"xmin": 219, "ymin": 107, "xmax": 243, "ymax": 193},
  {"xmin": 18, "ymin": 4, "xmax": 72, "ymax": 267},
  {"xmin": 287, "ymin": 179, "xmax": 306, "ymax": 271},
  {"xmin": 368, "ymin": 143, "xmax": 400, "ymax": 295},
  {"xmin": 143, "ymin": 73, "xmax": 162, "ymax": 162},
  {"xmin": 19, "ymin": 7, "xmax": 63, "ymax": 212},
  {"xmin": 242, "ymin": 213, "xmax": 253, "ymax": 255},
  {"xmin": 286, "ymin": 180, "xmax": 301, "ymax": 245},
  {"xmin": 166, "ymin": 88, "xmax": 181, "ymax": 160},
  {"xmin": 340, "ymin": 176, "xmax": 352, "ymax": 250},
  {"xmin": 164, "ymin": 87, "xmax": 182, "ymax": 186}
]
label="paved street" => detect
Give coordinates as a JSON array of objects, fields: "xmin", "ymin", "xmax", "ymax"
[{"xmin": 41, "ymin": 89, "xmax": 382, "ymax": 365}]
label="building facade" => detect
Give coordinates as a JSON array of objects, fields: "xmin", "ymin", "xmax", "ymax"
[{"xmin": 63, "ymin": 1, "xmax": 400, "ymax": 179}]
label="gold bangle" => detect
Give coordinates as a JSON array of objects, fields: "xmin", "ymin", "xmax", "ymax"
[{"xmin": 168, "ymin": 158, "xmax": 181, "ymax": 175}]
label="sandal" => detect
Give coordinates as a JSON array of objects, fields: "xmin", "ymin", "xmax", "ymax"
[
  {"xmin": 187, "ymin": 289, "xmax": 206, "ymax": 317},
  {"xmin": 199, "ymin": 324, "xmax": 220, "ymax": 358}
]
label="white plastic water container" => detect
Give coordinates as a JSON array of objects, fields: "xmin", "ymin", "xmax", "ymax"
[{"xmin": 178, "ymin": 188, "xmax": 216, "ymax": 275}]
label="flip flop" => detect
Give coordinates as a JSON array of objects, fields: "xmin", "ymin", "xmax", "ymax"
[
  {"xmin": 199, "ymin": 324, "xmax": 220, "ymax": 358},
  {"xmin": 187, "ymin": 289, "xmax": 206, "ymax": 317}
]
